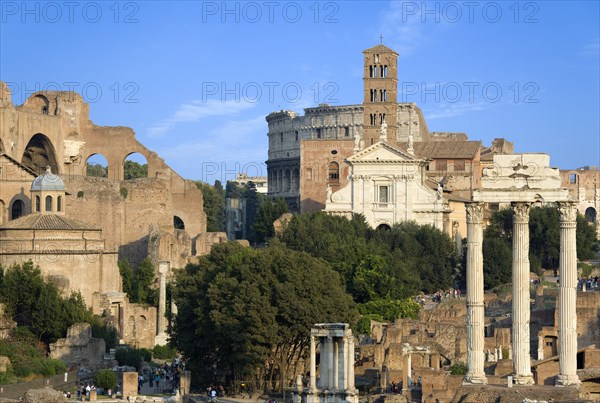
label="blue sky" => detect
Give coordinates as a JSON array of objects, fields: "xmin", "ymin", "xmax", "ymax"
[{"xmin": 1, "ymin": 1, "xmax": 598, "ymax": 183}]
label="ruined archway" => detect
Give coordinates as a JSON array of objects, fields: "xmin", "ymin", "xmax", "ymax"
[
  {"xmin": 85, "ymin": 154, "xmax": 109, "ymax": 178},
  {"xmin": 123, "ymin": 152, "xmax": 148, "ymax": 180},
  {"xmin": 585, "ymin": 207, "xmax": 596, "ymax": 224},
  {"xmin": 21, "ymin": 133, "xmax": 59, "ymax": 175},
  {"xmin": 174, "ymin": 216, "xmax": 185, "ymax": 230}
]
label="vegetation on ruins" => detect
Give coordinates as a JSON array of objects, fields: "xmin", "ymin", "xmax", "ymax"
[
  {"xmin": 118, "ymin": 258, "xmax": 159, "ymax": 306},
  {"xmin": 196, "ymin": 180, "xmax": 226, "ymax": 232},
  {"xmin": 481, "ymin": 207, "xmax": 599, "ymax": 289},
  {"xmin": 124, "ymin": 160, "xmax": 148, "ymax": 180},
  {"xmin": 196, "ymin": 179, "xmax": 288, "ymax": 243},
  {"xmin": 0, "ymin": 327, "xmax": 67, "ymax": 383},
  {"xmin": 0, "ymin": 262, "xmax": 119, "ymax": 384},
  {"xmin": 85, "ymin": 160, "xmax": 147, "ymax": 180},
  {"xmin": 171, "ymin": 241, "xmax": 357, "ymax": 391}
]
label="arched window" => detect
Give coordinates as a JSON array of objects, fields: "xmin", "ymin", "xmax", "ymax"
[
  {"xmin": 11, "ymin": 200, "xmax": 24, "ymax": 220},
  {"xmin": 174, "ymin": 216, "xmax": 185, "ymax": 230},
  {"xmin": 57, "ymin": 196, "xmax": 62, "ymax": 212},
  {"xmin": 585, "ymin": 207, "xmax": 597, "ymax": 224},
  {"xmin": 328, "ymin": 162, "xmax": 340, "ymax": 182},
  {"xmin": 35, "ymin": 196, "xmax": 40, "ymax": 212},
  {"xmin": 45, "ymin": 195, "xmax": 53, "ymax": 212}
]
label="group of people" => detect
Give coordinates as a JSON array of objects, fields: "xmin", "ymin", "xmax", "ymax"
[
  {"xmin": 138, "ymin": 360, "xmax": 184, "ymax": 394},
  {"xmin": 578, "ymin": 276, "xmax": 600, "ymax": 290}
]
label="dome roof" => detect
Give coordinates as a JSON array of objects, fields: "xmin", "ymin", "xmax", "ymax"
[{"xmin": 31, "ymin": 166, "xmax": 65, "ymax": 191}]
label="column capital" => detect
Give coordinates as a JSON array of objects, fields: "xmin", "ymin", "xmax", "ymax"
[
  {"xmin": 558, "ymin": 201, "xmax": 578, "ymax": 223},
  {"xmin": 465, "ymin": 202, "xmax": 484, "ymax": 224},
  {"xmin": 511, "ymin": 202, "xmax": 531, "ymax": 223}
]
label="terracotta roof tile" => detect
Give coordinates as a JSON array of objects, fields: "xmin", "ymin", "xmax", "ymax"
[{"xmin": 0, "ymin": 214, "xmax": 98, "ymax": 230}]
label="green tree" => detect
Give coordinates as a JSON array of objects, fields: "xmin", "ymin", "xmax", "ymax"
[
  {"xmin": 195, "ymin": 180, "xmax": 226, "ymax": 232},
  {"xmin": 124, "ymin": 160, "xmax": 148, "ymax": 180},
  {"xmin": 86, "ymin": 163, "xmax": 107, "ymax": 177},
  {"xmin": 577, "ymin": 214, "xmax": 599, "ymax": 260},
  {"xmin": 118, "ymin": 260, "xmax": 133, "ymax": 297},
  {"xmin": 252, "ymin": 197, "xmax": 288, "ymax": 243},
  {"xmin": 94, "ymin": 369, "xmax": 117, "ymax": 391},
  {"xmin": 171, "ymin": 241, "xmax": 357, "ymax": 390},
  {"xmin": 483, "ymin": 207, "xmax": 600, "ymax": 284}
]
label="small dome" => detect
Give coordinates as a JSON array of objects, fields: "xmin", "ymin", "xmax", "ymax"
[{"xmin": 31, "ymin": 166, "xmax": 65, "ymax": 191}]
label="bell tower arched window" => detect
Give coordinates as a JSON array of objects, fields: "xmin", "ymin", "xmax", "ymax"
[{"xmin": 45, "ymin": 196, "xmax": 53, "ymax": 212}]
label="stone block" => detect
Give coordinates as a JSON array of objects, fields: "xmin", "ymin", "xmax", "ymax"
[{"xmin": 122, "ymin": 372, "xmax": 138, "ymax": 398}]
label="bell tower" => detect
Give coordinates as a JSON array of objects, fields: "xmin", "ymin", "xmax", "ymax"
[{"xmin": 363, "ymin": 44, "xmax": 398, "ymax": 147}]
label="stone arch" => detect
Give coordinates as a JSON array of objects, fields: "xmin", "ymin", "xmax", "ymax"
[
  {"xmin": 85, "ymin": 153, "xmax": 109, "ymax": 178},
  {"xmin": 11, "ymin": 199, "xmax": 24, "ymax": 220},
  {"xmin": 123, "ymin": 152, "xmax": 148, "ymax": 180},
  {"xmin": 21, "ymin": 133, "xmax": 59, "ymax": 175},
  {"xmin": 28, "ymin": 94, "xmax": 50, "ymax": 114},
  {"xmin": 174, "ymin": 215, "xmax": 185, "ymax": 230},
  {"xmin": 35, "ymin": 195, "xmax": 41, "ymax": 212},
  {"xmin": 377, "ymin": 223, "xmax": 391, "ymax": 231},
  {"xmin": 585, "ymin": 207, "xmax": 596, "ymax": 224}
]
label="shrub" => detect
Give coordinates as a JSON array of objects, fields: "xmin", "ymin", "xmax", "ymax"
[
  {"xmin": 94, "ymin": 369, "xmax": 117, "ymax": 391},
  {"xmin": 450, "ymin": 362, "xmax": 467, "ymax": 375},
  {"xmin": 153, "ymin": 345, "xmax": 177, "ymax": 360},
  {"xmin": 115, "ymin": 347, "xmax": 150, "ymax": 371}
]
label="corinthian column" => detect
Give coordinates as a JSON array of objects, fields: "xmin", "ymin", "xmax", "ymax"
[
  {"xmin": 309, "ymin": 334, "xmax": 317, "ymax": 391},
  {"xmin": 556, "ymin": 202, "xmax": 581, "ymax": 386},
  {"xmin": 511, "ymin": 202, "xmax": 534, "ymax": 385},
  {"xmin": 463, "ymin": 203, "xmax": 487, "ymax": 384}
]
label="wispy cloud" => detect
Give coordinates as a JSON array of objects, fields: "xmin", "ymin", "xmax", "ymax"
[
  {"xmin": 379, "ymin": 2, "xmax": 426, "ymax": 56},
  {"xmin": 579, "ymin": 40, "xmax": 599, "ymax": 57},
  {"xmin": 424, "ymin": 100, "xmax": 489, "ymax": 120},
  {"xmin": 159, "ymin": 114, "xmax": 267, "ymax": 162},
  {"xmin": 147, "ymin": 99, "xmax": 256, "ymax": 138}
]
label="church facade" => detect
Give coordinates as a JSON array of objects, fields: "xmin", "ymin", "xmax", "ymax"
[{"xmin": 266, "ymin": 44, "xmax": 508, "ymax": 236}]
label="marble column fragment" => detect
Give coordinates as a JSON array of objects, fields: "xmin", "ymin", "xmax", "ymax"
[
  {"xmin": 463, "ymin": 203, "xmax": 487, "ymax": 384},
  {"xmin": 556, "ymin": 202, "xmax": 581, "ymax": 386}
]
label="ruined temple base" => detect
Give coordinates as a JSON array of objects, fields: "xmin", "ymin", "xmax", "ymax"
[
  {"xmin": 296, "ymin": 390, "xmax": 359, "ymax": 403},
  {"xmin": 450, "ymin": 384, "xmax": 580, "ymax": 403}
]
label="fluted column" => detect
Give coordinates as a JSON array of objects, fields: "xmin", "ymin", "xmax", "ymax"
[
  {"xmin": 556, "ymin": 202, "xmax": 581, "ymax": 386},
  {"xmin": 346, "ymin": 335, "xmax": 355, "ymax": 391},
  {"xmin": 511, "ymin": 202, "xmax": 534, "ymax": 385},
  {"xmin": 328, "ymin": 336, "xmax": 335, "ymax": 388},
  {"xmin": 463, "ymin": 203, "xmax": 487, "ymax": 384},
  {"xmin": 310, "ymin": 334, "xmax": 317, "ymax": 391}
]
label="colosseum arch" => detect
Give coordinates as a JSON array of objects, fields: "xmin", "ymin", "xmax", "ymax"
[
  {"xmin": 85, "ymin": 153, "xmax": 109, "ymax": 178},
  {"xmin": 21, "ymin": 133, "xmax": 59, "ymax": 175},
  {"xmin": 123, "ymin": 152, "xmax": 148, "ymax": 180}
]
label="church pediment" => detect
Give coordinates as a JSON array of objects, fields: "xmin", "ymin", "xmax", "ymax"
[{"xmin": 347, "ymin": 141, "xmax": 422, "ymax": 164}]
